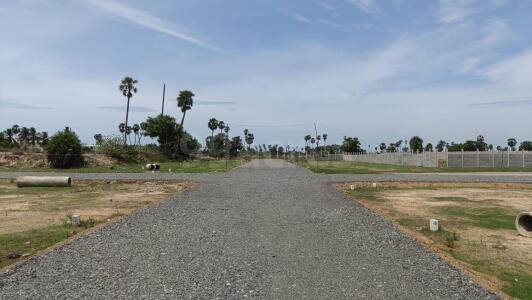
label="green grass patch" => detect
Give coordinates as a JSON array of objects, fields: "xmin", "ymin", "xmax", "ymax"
[
  {"xmin": 437, "ymin": 206, "xmax": 516, "ymax": 230},
  {"xmin": 500, "ymin": 272, "xmax": 532, "ymax": 300},
  {"xmin": 0, "ymin": 222, "xmax": 100, "ymax": 270}
]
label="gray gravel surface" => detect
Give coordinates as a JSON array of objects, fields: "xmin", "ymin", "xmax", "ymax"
[{"xmin": 0, "ymin": 160, "xmax": 500, "ymax": 299}]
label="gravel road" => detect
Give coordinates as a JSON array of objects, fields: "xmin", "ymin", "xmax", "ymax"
[{"xmin": 0, "ymin": 160, "xmax": 501, "ymax": 299}]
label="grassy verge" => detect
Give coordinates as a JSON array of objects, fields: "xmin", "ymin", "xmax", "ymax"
[
  {"xmin": 0, "ymin": 159, "xmax": 245, "ymax": 173},
  {"xmin": 0, "ymin": 179, "xmax": 190, "ymax": 270},
  {"xmin": 339, "ymin": 182, "xmax": 532, "ymax": 299},
  {"xmin": 297, "ymin": 159, "xmax": 532, "ymax": 174}
]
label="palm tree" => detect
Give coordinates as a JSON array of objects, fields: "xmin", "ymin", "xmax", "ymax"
[
  {"xmin": 118, "ymin": 123, "xmax": 126, "ymax": 135},
  {"xmin": 246, "ymin": 133, "xmax": 254, "ymax": 150},
  {"xmin": 132, "ymin": 124, "xmax": 140, "ymax": 145},
  {"xmin": 224, "ymin": 124, "xmax": 230, "ymax": 135},
  {"xmin": 5, "ymin": 128, "xmax": 14, "ymax": 144},
  {"xmin": 177, "ymin": 90, "xmax": 194, "ymax": 130},
  {"xmin": 322, "ymin": 133, "xmax": 328, "ymax": 148},
  {"xmin": 208, "ymin": 118, "xmax": 219, "ymax": 138},
  {"xmin": 316, "ymin": 135, "xmax": 321, "ymax": 147},
  {"xmin": 119, "ymin": 77, "xmax": 138, "ymax": 145},
  {"xmin": 218, "ymin": 121, "xmax": 225, "ymax": 133},
  {"xmin": 304, "ymin": 134, "xmax": 311, "ymax": 149},
  {"xmin": 29, "ymin": 127, "xmax": 37, "ymax": 147},
  {"xmin": 19, "ymin": 127, "xmax": 29, "ymax": 147},
  {"xmin": 310, "ymin": 138, "xmax": 316, "ymax": 149}
]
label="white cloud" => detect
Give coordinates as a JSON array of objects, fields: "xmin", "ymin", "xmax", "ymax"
[
  {"xmin": 348, "ymin": 0, "xmax": 381, "ymax": 15},
  {"xmin": 83, "ymin": 0, "xmax": 218, "ymax": 51},
  {"xmin": 483, "ymin": 49, "xmax": 532, "ymax": 87},
  {"xmin": 437, "ymin": 0, "xmax": 477, "ymax": 24}
]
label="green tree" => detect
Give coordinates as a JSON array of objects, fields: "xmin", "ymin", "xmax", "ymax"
[
  {"xmin": 322, "ymin": 133, "xmax": 328, "ymax": 148},
  {"xmin": 507, "ymin": 138, "xmax": 517, "ymax": 151},
  {"xmin": 409, "ymin": 136, "xmax": 424, "ymax": 153},
  {"xmin": 519, "ymin": 141, "xmax": 532, "ymax": 151},
  {"xmin": 436, "ymin": 140, "xmax": 446, "ymax": 152},
  {"xmin": 142, "ymin": 115, "xmax": 199, "ymax": 158},
  {"xmin": 46, "ymin": 129, "xmax": 83, "ymax": 168},
  {"xmin": 94, "ymin": 134, "xmax": 103, "ymax": 145},
  {"xmin": 424, "ymin": 143, "xmax": 433, "ymax": 152},
  {"xmin": 379, "ymin": 143, "xmax": 387, "ymax": 152},
  {"xmin": 341, "ymin": 136, "xmax": 362, "ymax": 153},
  {"xmin": 119, "ymin": 77, "xmax": 138, "ymax": 146},
  {"xmin": 245, "ymin": 132, "xmax": 254, "ymax": 150}
]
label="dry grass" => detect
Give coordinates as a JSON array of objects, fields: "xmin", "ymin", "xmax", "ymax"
[
  {"xmin": 337, "ymin": 182, "xmax": 532, "ymax": 300},
  {"xmin": 0, "ymin": 179, "xmax": 192, "ymax": 269}
]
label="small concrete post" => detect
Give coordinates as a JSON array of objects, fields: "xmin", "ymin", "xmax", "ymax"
[
  {"xmin": 492, "ymin": 150, "xmax": 495, "ymax": 168},
  {"xmin": 477, "ymin": 149, "xmax": 480, "ymax": 168},
  {"xmin": 70, "ymin": 215, "xmax": 81, "ymax": 227},
  {"xmin": 429, "ymin": 219, "xmax": 439, "ymax": 231},
  {"xmin": 508, "ymin": 149, "xmax": 510, "ymax": 168},
  {"xmin": 523, "ymin": 150, "xmax": 526, "ymax": 168}
]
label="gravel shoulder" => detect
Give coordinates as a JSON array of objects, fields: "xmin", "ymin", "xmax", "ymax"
[{"xmin": 0, "ymin": 160, "xmax": 499, "ymax": 299}]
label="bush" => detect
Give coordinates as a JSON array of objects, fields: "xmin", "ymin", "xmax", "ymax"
[
  {"xmin": 47, "ymin": 129, "xmax": 83, "ymax": 168},
  {"xmin": 97, "ymin": 135, "xmax": 166, "ymax": 163}
]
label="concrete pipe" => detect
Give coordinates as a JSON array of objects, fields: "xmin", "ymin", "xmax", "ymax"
[
  {"xmin": 144, "ymin": 163, "xmax": 160, "ymax": 171},
  {"xmin": 516, "ymin": 212, "xmax": 532, "ymax": 237},
  {"xmin": 17, "ymin": 176, "xmax": 72, "ymax": 187}
]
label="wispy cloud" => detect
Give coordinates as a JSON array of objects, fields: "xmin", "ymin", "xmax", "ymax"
[
  {"xmin": 83, "ymin": 0, "xmax": 218, "ymax": 51},
  {"xmin": 468, "ymin": 99, "xmax": 532, "ymax": 107},
  {"xmin": 99, "ymin": 105, "xmax": 156, "ymax": 112},
  {"xmin": 348, "ymin": 0, "xmax": 381, "ymax": 15},
  {"xmin": 0, "ymin": 99, "xmax": 52, "ymax": 110},
  {"xmin": 318, "ymin": 2, "xmax": 335, "ymax": 11},
  {"xmin": 280, "ymin": 10, "xmax": 312, "ymax": 23}
]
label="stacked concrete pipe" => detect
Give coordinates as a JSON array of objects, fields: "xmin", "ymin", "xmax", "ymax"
[{"xmin": 516, "ymin": 212, "xmax": 532, "ymax": 237}]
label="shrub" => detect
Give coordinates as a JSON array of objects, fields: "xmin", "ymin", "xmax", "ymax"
[
  {"xmin": 97, "ymin": 135, "xmax": 166, "ymax": 163},
  {"xmin": 47, "ymin": 129, "xmax": 83, "ymax": 168}
]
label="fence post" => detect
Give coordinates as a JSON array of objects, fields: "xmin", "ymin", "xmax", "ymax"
[
  {"xmin": 461, "ymin": 149, "xmax": 464, "ymax": 168},
  {"xmin": 446, "ymin": 149, "xmax": 449, "ymax": 168},
  {"xmin": 523, "ymin": 150, "xmax": 525, "ymax": 168},
  {"xmin": 507, "ymin": 149, "xmax": 510, "ymax": 168},
  {"xmin": 492, "ymin": 150, "xmax": 495, "ymax": 168},
  {"xmin": 476, "ymin": 149, "xmax": 479, "ymax": 168}
]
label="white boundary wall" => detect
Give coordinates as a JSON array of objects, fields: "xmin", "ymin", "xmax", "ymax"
[{"xmin": 337, "ymin": 150, "xmax": 532, "ymax": 168}]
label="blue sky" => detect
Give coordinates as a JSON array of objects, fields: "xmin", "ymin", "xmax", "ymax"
[{"xmin": 1, "ymin": 0, "xmax": 532, "ymax": 149}]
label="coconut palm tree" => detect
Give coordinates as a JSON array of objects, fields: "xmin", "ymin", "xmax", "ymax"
[
  {"xmin": 507, "ymin": 138, "xmax": 517, "ymax": 151},
  {"xmin": 19, "ymin": 127, "xmax": 29, "ymax": 147},
  {"xmin": 208, "ymin": 118, "xmax": 218, "ymax": 138},
  {"xmin": 310, "ymin": 138, "xmax": 316, "ymax": 149},
  {"xmin": 322, "ymin": 133, "xmax": 328, "ymax": 148},
  {"xmin": 118, "ymin": 123, "xmax": 126, "ymax": 135},
  {"xmin": 304, "ymin": 134, "xmax": 311, "ymax": 149},
  {"xmin": 119, "ymin": 77, "xmax": 138, "ymax": 145}
]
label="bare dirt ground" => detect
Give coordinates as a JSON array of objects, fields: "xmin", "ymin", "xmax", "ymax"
[
  {"xmin": 338, "ymin": 182, "xmax": 532, "ymax": 299},
  {"xmin": 0, "ymin": 179, "xmax": 191, "ymax": 234}
]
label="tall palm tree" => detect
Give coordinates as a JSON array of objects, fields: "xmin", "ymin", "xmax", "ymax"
[
  {"xmin": 218, "ymin": 121, "xmax": 225, "ymax": 133},
  {"xmin": 322, "ymin": 133, "xmax": 328, "ymax": 148},
  {"xmin": 132, "ymin": 124, "xmax": 140, "ymax": 145},
  {"xmin": 19, "ymin": 127, "xmax": 29, "ymax": 147},
  {"xmin": 246, "ymin": 133, "xmax": 254, "ymax": 150},
  {"xmin": 119, "ymin": 77, "xmax": 138, "ymax": 145},
  {"xmin": 29, "ymin": 127, "xmax": 37, "ymax": 146},
  {"xmin": 304, "ymin": 134, "xmax": 311, "ymax": 149},
  {"xmin": 208, "ymin": 118, "xmax": 219, "ymax": 138},
  {"xmin": 177, "ymin": 90, "xmax": 194, "ymax": 130},
  {"xmin": 310, "ymin": 138, "xmax": 316, "ymax": 149}
]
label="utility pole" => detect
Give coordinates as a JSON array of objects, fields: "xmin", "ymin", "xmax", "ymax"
[
  {"xmin": 314, "ymin": 122, "xmax": 319, "ymax": 171},
  {"xmin": 161, "ymin": 84, "xmax": 166, "ymax": 115}
]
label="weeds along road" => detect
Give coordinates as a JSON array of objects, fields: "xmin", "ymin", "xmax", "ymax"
[{"xmin": 0, "ymin": 159, "xmax": 502, "ymax": 299}]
